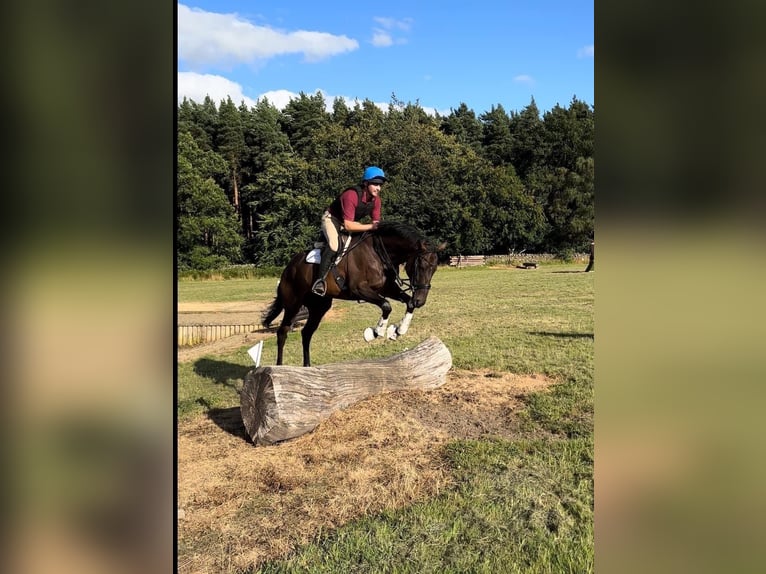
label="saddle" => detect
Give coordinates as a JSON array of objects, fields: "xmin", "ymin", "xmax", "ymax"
[{"xmin": 305, "ymin": 233, "xmax": 353, "ymax": 290}]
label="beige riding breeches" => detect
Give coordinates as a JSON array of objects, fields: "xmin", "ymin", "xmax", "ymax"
[{"xmin": 321, "ymin": 210, "xmax": 341, "ymax": 252}]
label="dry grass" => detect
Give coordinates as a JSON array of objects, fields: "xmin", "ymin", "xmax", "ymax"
[{"xmin": 177, "ymin": 369, "xmax": 554, "ymax": 573}]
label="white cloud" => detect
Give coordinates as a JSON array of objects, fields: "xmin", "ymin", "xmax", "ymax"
[
  {"xmin": 578, "ymin": 44, "xmax": 594, "ymax": 58},
  {"xmin": 177, "ymin": 75, "xmax": 448, "ymax": 117},
  {"xmin": 372, "ymin": 31, "xmax": 394, "ymax": 47},
  {"xmin": 370, "ymin": 16, "xmax": 412, "ymax": 47},
  {"xmin": 257, "ymin": 89, "xmax": 307, "ymax": 110},
  {"xmin": 374, "ymin": 17, "xmax": 413, "ymax": 32},
  {"xmin": 178, "ymin": 4, "xmax": 358, "ymax": 68},
  {"xmin": 178, "ymin": 72, "xmax": 258, "ymax": 107},
  {"xmin": 177, "ymin": 79, "xmax": 366, "ymax": 114},
  {"xmin": 513, "ymin": 75, "xmax": 535, "ymax": 85}
]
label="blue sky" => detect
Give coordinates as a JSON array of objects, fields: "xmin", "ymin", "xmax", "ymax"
[{"xmin": 177, "ymin": 1, "xmax": 593, "ymax": 116}]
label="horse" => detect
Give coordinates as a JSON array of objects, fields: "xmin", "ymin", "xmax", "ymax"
[{"xmin": 261, "ymin": 221, "xmax": 446, "ymax": 366}]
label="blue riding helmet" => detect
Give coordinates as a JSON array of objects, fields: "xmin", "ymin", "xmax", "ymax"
[{"xmin": 362, "ymin": 166, "xmax": 387, "ymax": 183}]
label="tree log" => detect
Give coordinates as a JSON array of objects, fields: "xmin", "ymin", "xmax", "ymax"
[{"xmin": 239, "ymin": 336, "xmax": 452, "ymax": 446}]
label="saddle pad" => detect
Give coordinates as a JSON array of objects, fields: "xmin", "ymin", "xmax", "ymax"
[{"xmin": 304, "ymin": 235, "xmax": 352, "ymax": 265}]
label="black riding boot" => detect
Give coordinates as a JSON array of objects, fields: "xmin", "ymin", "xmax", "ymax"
[{"xmin": 311, "ymin": 246, "xmax": 335, "ymax": 296}]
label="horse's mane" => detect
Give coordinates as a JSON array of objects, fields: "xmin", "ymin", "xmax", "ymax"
[{"xmin": 373, "ymin": 221, "xmax": 426, "ymax": 247}]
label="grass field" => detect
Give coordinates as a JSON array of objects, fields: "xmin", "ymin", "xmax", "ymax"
[{"xmin": 177, "ymin": 263, "xmax": 593, "ymax": 573}]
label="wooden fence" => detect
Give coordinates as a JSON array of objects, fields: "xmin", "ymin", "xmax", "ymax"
[
  {"xmin": 177, "ymin": 324, "xmax": 258, "ymax": 347},
  {"xmin": 177, "ymin": 307, "xmax": 309, "ymax": 347},
  {"xmin": 449, "ymin": 255, "xmax": 486, "ymax": 268}
]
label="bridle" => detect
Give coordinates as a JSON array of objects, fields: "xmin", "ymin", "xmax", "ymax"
[
  {"xmin": 367, "ymin": 232, "xmax": 434, "ymax": 295},
  {"xmin": 405, "ymin": 252, "xmax": 433, "ymax": 292}
]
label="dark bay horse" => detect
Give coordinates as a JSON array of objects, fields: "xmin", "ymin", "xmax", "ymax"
[{"xmin": 262, "ymin": 221, "xmax": 446, "ymax": 366}]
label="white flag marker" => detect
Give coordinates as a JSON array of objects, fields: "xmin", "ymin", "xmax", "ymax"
[{"xmin": 247, "ymin": 341, "xmax": 264, "ymax": 367}]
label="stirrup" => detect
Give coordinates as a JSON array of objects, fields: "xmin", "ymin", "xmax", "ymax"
[{"xmin": 312, "ymin": 279, "xmax": 326, "ymax": 296}]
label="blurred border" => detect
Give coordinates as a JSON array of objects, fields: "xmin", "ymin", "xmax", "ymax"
[
  {"xmin": 5, "ymin": 0, "xmax": 764, "ymax": 572},
  {"xmin": 597, "ymin": 1, "xmax": 766, "ymax": 572},
  {"xmin": 2, "ymin": 2, "xmax": 175, "ymax": 573}
]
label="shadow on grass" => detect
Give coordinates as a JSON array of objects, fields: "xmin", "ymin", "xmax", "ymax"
[
  {"xmin": 551, "ymin": 270, "xmax": 591, "ymax": 274},
  {"xmin": 529, "ymin": 331, "xmax": 594, "ymax": 339},
  {"xmin": 193, "ymin": 358, "xmax": 251, "ymax": 391},
  {"xmin": 207, "ymin": 407, "xmax": 251, "ymax": 443}
]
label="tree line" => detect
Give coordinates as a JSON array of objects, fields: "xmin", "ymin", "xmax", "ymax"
[{"xmin": 177, "ymin": 92, "xmax": 593, "ymax": 271}]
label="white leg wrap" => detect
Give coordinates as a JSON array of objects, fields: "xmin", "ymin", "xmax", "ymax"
[
  {"xmin": 397, "ymin": 312, "xmax": 413, "ymax": 335},
  {"xmin": 373, "ymin": 317, "xmax": 389, "ymax": 338}
]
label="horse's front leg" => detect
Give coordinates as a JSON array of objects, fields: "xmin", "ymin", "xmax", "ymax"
[
  {"xmin": 363, "ymin": 298, "xmax": 392, "ymax": 342},
  {"xmin": 384, "ymin": 288, "xmax": 414, "ymax": 341},
  {"xmin": 386, "ymin": 301, "xmax": 415, "ymax": 340},
  {"xmin": 387, "ymin": 310, "xmax": 415, "ymax": 340}
]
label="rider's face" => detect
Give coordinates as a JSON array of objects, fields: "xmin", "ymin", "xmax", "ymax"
[{"xmin": 368, "ymin": 182, "xmax": 382, "ymax": 197}]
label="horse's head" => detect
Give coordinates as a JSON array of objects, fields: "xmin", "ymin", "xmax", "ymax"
[
  {"xmin": 405, "ymin": 240, "xmax": 447, "ymax": 308},
  {"xmin": 373, "ymin": 222, "xmax": 446, "ymax": 307}
]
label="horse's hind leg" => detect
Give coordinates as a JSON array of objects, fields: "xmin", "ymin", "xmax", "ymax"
[
  {"xmin": 301, "ymin": 297, "xmax": 333, "ymax": 367},
  {"xmin": 275, "ymin": 321, "xmax": 293, "ymax": 366},
  {"xmin": 275, "ymin": 304, "xmax": 303, "ymax": 365}
]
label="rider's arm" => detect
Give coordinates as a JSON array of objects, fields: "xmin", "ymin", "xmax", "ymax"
[
  {"xmin": 340, "ymin": 189, "xmax": 377, "ymax": 232},
  {"xmin": 343, "ymin": 219, "xmax": 376, "ymax": 232},
  {"xmin": 370, "ymin": 196, "xmax": 381, "ymax": 223}
]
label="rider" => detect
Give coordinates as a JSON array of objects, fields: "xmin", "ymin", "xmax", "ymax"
[{"xmin": 311, "ymin": 166, "xmax": 386, "ymax": 296}]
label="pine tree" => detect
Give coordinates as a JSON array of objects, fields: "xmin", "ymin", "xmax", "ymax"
[
  {"xmin": 216, "ymin": 97, "xmax": 245, "ymax": 212},
  {"xmin": 177, "ymin": 132, "xmax": 243, "ymax": 270},
  {"xmin": 509, "ymin": 97, "xmax": 547, "ymax": 179},
  {"xmin": 480, "ymin": 104, "xmax": 513, "ymax": 167},
  {"xmin": 440, "ymin": 102, "xmax": 483, "ymax": 154}
]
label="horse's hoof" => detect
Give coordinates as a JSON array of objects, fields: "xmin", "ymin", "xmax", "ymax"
[
  {"xmin": 387, "ymin": 324, "xmax": 398, "ymax": 340},
  {"xmin": 363, "ymin": 327, "xmax": 375, "ymax": 342}
]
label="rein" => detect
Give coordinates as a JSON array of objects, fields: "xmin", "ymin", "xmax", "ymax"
[{"xmin": 368, "ymin": 233, "xmax": 432, "ymax": 294}]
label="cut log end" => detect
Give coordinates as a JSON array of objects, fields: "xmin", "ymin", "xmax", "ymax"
[
  {"xmin": 240, "ymin": 336, "xmax": 452, "ymax": 446},
  {"xmin": 239, "ymin": 369, "xmax": 277, "ymax": 443}
]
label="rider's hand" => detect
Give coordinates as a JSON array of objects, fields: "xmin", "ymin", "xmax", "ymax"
[{"xmin": 371, "ymin": 221, "xmax": 380, "ymax": 230}]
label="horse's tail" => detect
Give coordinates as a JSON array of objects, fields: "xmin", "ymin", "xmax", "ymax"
[{"xmin": 261, "ymin": 281, "xmax": 283, "ymax": 327}]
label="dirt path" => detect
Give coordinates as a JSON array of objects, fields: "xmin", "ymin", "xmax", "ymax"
[
  {"xmin": 177, "ymin": 301, "xmax": 269, "ymax": 362},
  {"xmin": 177, "ymin": 301, "xmax": 341, "ymax": 362},
  {"xmin": 177, "ymin": 301, "xmax": 268, "ymax": 326}
]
